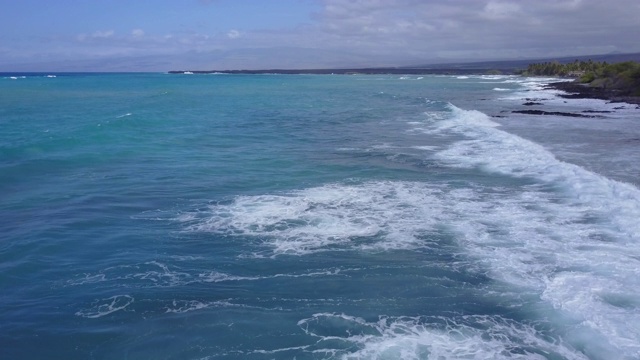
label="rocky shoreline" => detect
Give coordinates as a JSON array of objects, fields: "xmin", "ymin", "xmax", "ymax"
[
  {"xmin": 546, "ymin": 81, "xmax": 640, "ymax": 106},
  {"xmin": 494, "ymin": 79, "xmax": 640, "ymax": 120}
]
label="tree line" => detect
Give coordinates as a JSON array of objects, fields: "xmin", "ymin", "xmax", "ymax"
[
  {"xmin": 518, "ymin": 59, "xmax": 609, "ymax": 77},
  {"xmin": 518, "ymin": 60, "xmax": 640, "ymax": 96}
]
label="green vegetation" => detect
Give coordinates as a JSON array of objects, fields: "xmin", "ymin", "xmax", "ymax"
[
  {"xmin": 519, "ymin": 59, "xmax": 607, "ymax": 77},
  {"xmin": 584, "ymin": 61, "xmax": 640, "ymax": 96},
  {"xmin": 519, "ymin": 60, "xmax": 640, "ymax": 96}
]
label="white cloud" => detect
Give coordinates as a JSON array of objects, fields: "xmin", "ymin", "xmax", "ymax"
[
  {"xmin": 313, "ymin": 0, "xmax": 640, "ymax": 59},
  {"xmin": 556, "ymin": 0, "xmax": 584, "ymax": 10},
  {"xmin": 92, "ymin": 30, "xmax": 115, "ymax": 38},
  {"xmin": 5, "ymin": 0, "xmax": 640, "ymax": 71},
  {"xmin": 76, "ymin": 30, "xmax": 115, "ymax": 42},
  {"xmin": 481, "ymin": 1, "xmax": 522, "ymax": 20}
]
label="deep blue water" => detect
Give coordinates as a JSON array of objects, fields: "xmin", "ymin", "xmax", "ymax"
[{"xmin": 2, "ymin": 73, "xmax": 640, "ymax": 359}]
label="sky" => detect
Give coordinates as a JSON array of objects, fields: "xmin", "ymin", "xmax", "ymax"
[{"xmin": 1, "ymin": 0, "xmax": 639, "ymax": 71}]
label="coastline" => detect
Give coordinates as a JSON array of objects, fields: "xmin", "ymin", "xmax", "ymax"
[
  {"xmin": 546, "ymin": 80, "xmax": 640, "ymax": 106},
  {"xmin": 168, "ymin": 67, "xmax": 514, "ymax": 76},
  {"xmin": 168, "ymin": 67, "xmax": 640, "ymax": 108}
]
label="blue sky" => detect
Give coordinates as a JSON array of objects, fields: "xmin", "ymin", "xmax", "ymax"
[
  {"xmin": 2, "ymin": 0, "xmax": 316, "ymax": 38},
  {"xmin": 1, "ymin": 0, "xmax": 639, "ymax": 71}
]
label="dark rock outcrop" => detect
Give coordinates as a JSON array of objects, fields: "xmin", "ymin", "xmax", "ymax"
[
  {"xmin": 512, "ymin": 110, "xmax": 598, "ymax": 118},
  {"xmin": 547, "ymin": 81, "xmax": 640, "ymax": 105}
]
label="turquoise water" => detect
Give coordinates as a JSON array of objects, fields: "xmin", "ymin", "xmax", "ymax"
[{"xmin": 2, "ymin": 73, "xmax": 640, "ymax": 359}]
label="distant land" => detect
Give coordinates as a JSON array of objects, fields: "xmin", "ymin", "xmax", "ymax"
[
  {"xmin": 169, "ymin": 68, "xmax": 495, "ymax": 75},
  {"xmin": 169, "ymin": 52, "xmax": 640, "ymax": 75}
]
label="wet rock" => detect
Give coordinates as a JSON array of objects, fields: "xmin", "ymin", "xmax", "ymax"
[{"xmin": 512, "ymin": 110, "xmax": 598, "ymax": 118}]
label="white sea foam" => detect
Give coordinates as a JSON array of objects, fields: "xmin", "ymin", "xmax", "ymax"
[
  {"xmin": 479, "ymin": 74, "xmax": 515, "ymax": 81},
  {"xmin": 398, "ymin": 76, "xmax": 423, "ymax": 80},
  {"xmin": 165, "ymin": 300, "xmax": 212, "ymax": 313},
  {"xmin": 296, "ymin": 313, "xmax": 587, "ymax": 359},
  {"xmin": 410, "ymin": 145, "xmax": 438, "ymax": 151},
  {"xmin": 492, "ymin": 87, "xmax": 511, "ymax": 91},
  {"xmin": 67, "ymin": 261, "xmax": 345, "ymax": 288},
  {"xmin": 75, "ymin": 295, "xmax": 134, "ymax": 318},
  {"xmin": 500, "ymin": 76, "xmax": 640, "ymax": 118},
  {"xmin": 165, "ymin": 299, "xmax": 278, "ymax": 314},
  {"xmin": 434, "ymin": 105, "xmax": 640, "ymax": 240},
  {"xmin": 66, "ymin": 261, "xmax": 234, "ymax": 287},
  {"xmin": 174, "ymin": 89, "xmax": 640, "ymax": 356},
  {"xmin": 429, "ymin": 104, "xmax": 640, "ymax": 356},
  {"xmin": 197, "ymin": 270, "xmax": 259, "ymax": 283},
  {"xmin": 184, "ymin": 172, "xmax": 640, "ymax": 356},
  {"xmin": 183, "ymin": 102, "xmax": 640, "ymax": 355},
  {"xmin": 185, "ymin": 181, "xmax": 447, "ymax": 256}
]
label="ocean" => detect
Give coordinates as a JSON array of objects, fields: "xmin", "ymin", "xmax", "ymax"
[{"xmin": 1, "ymin": 72, "xmax": 640, "ymax": 359}]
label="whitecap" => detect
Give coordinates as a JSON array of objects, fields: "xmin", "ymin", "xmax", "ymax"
[
  {"xmin": 165, "ymin": 300, "xmax": 213, "ymax": 314},
  {"xmin": 67, "ymin": 261, "xmax": 346, "ymax": 288},
  {"xmin": 296, "ymin": 313, "xmax": 588, "ymax": 359},
  {"xmin": 185, "ymin": 181, "xmax": 447, "ymax": 256},
  {"xmin": 174, "ymin": 96, "xmax": 640, "ymax": 356},
  {"xmin": 410, "ymin": 145, "xmax": 438, "ymax": 151},
  {"xmin": 434, "ymin": 104, "xmax": 640, "ymax": 240},
  {"xmin": 180, "ymin": 102, "xmax": 640, "ymax": 355},
  {"xmin": 428, "ymin": 104, "xmax": 640, "ymax": 355},
  {"xmin": 75, "ymin": 295, "xmax": 134, "ymax": 318}
]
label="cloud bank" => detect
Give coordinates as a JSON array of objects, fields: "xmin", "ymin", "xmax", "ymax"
[{"xmin": 1, "ymin": 0, "xmax": 639, "ymax": 71}]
